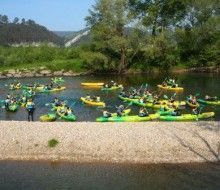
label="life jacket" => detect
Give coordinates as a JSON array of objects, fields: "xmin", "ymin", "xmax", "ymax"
[{"xmin": 26, "ymin": 102, "xmax": 34, "ymax": 110}]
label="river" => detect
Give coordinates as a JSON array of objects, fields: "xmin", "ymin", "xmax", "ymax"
[
  {"xmin": 0, "ymin": 161, "xmax": 219, "ymax": 190},
  {"xmin": 0, "ymin": 72, "xmax": 219, "ymax": 121}
]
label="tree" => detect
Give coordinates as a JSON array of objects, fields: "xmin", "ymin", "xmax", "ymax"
[
  {"xmin": 21, "ymin": 18, "xmax": 26, "ymax": 24},
  {"xmin": 13, "ymin": 17, "xmax": 19, "ymax": 24},
  {"xmin": 129, "ymin": 0, "xmax": 187, "ymax": 36},
  {"xmin": 86, "ymin": 0, "xmax": 133, "ymax": 73},
  {"xmin": 0, "ymin": 15, "xmax": 9, "ymax": 24},
  {"xmin": 26, "ymin": 19, "xmax": 36, "ymax": 25}
]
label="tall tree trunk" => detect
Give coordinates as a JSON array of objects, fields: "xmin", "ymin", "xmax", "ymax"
[{"xmin": 118, "ymin": 47, "xmax": 126, "ymax": 73}]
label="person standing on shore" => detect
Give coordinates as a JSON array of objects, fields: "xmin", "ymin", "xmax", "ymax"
[{"xmin": 26, "ymin": 99, "xmax": 35, "ymax": 122}]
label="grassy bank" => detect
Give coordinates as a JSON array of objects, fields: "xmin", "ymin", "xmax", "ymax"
[{"xmin": 0, "ymin": 59, "xmax": 86, "ymax": 73}]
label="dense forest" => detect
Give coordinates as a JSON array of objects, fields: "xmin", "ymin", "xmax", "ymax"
[
  {"xmin": 0, "ymin": 15, "xmax": 63, "ymax": 45},
  {"xmin": 0, "ymin": 0, "xmax": 219, "ymax": 73}
]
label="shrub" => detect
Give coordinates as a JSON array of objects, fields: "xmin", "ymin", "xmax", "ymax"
[
  {"xmin": 80, "ymin": 51, "xmax": 108, "ymax": 71},
  {"xmin": 48, "ymin": 139, "xmax": 59, "ymax": 148}
]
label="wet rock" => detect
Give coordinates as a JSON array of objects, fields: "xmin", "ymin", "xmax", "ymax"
[
  {"xmin": 40, "ymin": 70, "xmax": 51, "ymax": 75},
  {"xmin": 53, "ymin": 71, "xmax": 64, "ymax": 76}
]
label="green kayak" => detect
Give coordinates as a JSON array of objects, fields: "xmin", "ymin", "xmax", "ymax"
[
  {"xmin": 40, "ymin": 113, "xmax": 56, "ymax": 122},
  {"xmin": 52, "ymin": 78, "xmax": 65, "ymax": 83},
  {"xmin": 95, "ymin": 109, "xmax": 131, "ymax": 122},
  {"xmin": 57, "ymin": 111, "xmax": 76, "ymax": 122},
  {"xmin": 23, "ymin": 85, "xmax": 45, "ymax": 91},
  {"xmin": 8, "ymin": 103, "xmax": 19, "ymax": 112},
  {"xmin": 159, "ymin": 112, "xmax": 215, "ymax": 121},
  {"xmin": 119, "ymin": 95, "xmax": 186, "ymax": 109},
  {"xmin": 102, "ymin": 85, "xmax": 123, "ymax": 91},
  {"xmin": 39, "ymin": 87, "xmax": 66, "ymax": 93},
  {"xmin": 157, "ymin": 109, "xmax": 174, "ymax": 116},
  {"xmin": 96, "ymin": 113, "xmax": 159, "ymax": 122},
  {"xmin": 198, "ymin": 99, "xmax": 220, "ymax": 105}
]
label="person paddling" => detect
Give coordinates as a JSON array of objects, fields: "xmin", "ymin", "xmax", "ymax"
[
  {"xmin": 4, "ymin": 97, "xmax": 10, "ymax": 111},
  {"xmin": 85, "ymin": 94, "xmax": 91, "ymax": 101},
  {"xmin": 171, "ymin": 106, "xmax": 181, "ymax": 116},
  {"xmin": 53, "ymin": 97, "xmax": 61, "ymax": 107},
  {"xmin": 139, "ymin": 107, "xmax": 149, "ymax": 117},
  {"xmin": 66, "ymin": 107, "xmax": 73, "ymax": 116},
  {"xmin": 26, "ymin": 99, "xmax": 35, "ymax": 122},
  {"xmin": 192, "ymin": 107, "xmax": 200, "ymax": 115},
  {"xmin": 116, "ymin": 105, "xmax": 125, "ymax": 117},
  {"xmin": 103, "ymin": 110, "xmax": 112, "ymax": 118}
]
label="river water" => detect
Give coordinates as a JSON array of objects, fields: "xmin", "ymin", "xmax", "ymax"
[
  {"xmin": 0, "ymin": 72, "xmax": 219, "ymax": 121},
  {"xmin": 0, "ymin": 161, "xmax": 219, "ymax": 190}
]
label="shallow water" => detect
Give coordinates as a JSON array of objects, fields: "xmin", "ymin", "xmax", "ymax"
[
  {"xmin": 0, "ymin": 161, "xmax": 219, "ymax": 190},
  {"xmin": 0, "ymin": 72, "xmax": 219, "ymax": 121}
]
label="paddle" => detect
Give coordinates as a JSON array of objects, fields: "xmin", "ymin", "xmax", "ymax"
[
  {"xmin": 137, "ymin": 84, "xmax": 143, "ymax": 94},
  {"xmin": 198, "ymin": 104, "xmax": 205, "ymax": 114},
  {"xmin": 125, "ymin": 101, "xmax": 133, "ymax": 109},
  {"xmin": 141, "ymin": 83, "xmax": 148, "ymax": 96},
  {"xmin": 69, "ymin": 101, "xmax": 77, "ymax": 109}
]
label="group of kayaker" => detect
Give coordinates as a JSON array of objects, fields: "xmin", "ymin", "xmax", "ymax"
[
  {"xmin": 1, "ymin": 77, "xmax": 218, "ymax": 122},
  {"xmin": 0, "ymin": 78, "xmax": 67, "ymax": 122},
  {"xmin": 2, "ymin": 94, "xmax": 35, "ymax": 121}
]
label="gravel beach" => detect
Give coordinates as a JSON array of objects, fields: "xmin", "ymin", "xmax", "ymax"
[{"xmin": 0, "ymin": 121, "xmax": 219, "ymax": 164}]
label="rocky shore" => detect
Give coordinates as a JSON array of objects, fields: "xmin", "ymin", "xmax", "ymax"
[
  {"xmin": 0, "ymin": 121, "xmax": 219, "ymax": 164},
  {"xmin": 0, "ymin": 67, "xmax": 91, "ymax": 79},
  {"xmin": 0, "ymin": 66, "xmax": 219, "ymax": 79}
]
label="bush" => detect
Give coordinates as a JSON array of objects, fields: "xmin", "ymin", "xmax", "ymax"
[
  {"xmin": 0, "ymin": 55, "xmax": 5, "ymax": 65},
  {"xmin": 48, "ymin": 139, "xmax": 59, "ymax": 148},
  {"xmin": 80, "ymin": 51, "xmax": 108, "ymax": 71}
]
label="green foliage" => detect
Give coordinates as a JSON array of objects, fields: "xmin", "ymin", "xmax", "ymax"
[
  {"xmin": 48, "ymin": 139, "xmax": 59, "ymax": 148},
  {"xmin": 80, "ymin": 51, "xmax": 108, "ymax": 71},
  {"xmin": 85, "ymin": 0, "xmax": 219, "ymax": 71},
  {"xmin": 0, "ymin": 45, "xmax": 85, "ymax": 72}
]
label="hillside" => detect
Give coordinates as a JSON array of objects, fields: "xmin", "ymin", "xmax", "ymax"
[
  {"xmin": 55, "ymin": 27, "xmax": 134, "ymax": 47},
  {"xmin": 53, "ymin": 28, "xmax": 91, "ymax": 47},
  {"xmin": 0, "ymin": 15, "xmax": 63, "ymax": 46},
  {"xmin": 53, "ymin": 31, "xmax": 74, "ymax": 38}
]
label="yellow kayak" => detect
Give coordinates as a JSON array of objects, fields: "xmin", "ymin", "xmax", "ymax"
[
  {"xmin": 81, "ymin": 83, "xmax": 104, "ymax": 87},
  {"xmin": 80, "ymin": 97, "xmax": 105, "ymax": 107},
  {"xmin": 157, "ymin": 85, "xmax": 184, "ymax": 91},
  {"xmin": 159, "ymin": 100, "xmax": 186, "ymax": 107},
  {"xmin": 186, "ymin": 101, "xmax": 200, "ymax": 108}
]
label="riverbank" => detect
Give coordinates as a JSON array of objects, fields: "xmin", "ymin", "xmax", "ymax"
[
  {"xmin": 0, "ymin": 66, "xmax": 219, "ymax": 79},
  {"xmin": 126, "ymin": 66, "xmax": 220, "ymax": 74},
  {"xmin": 0, "ymin": 121, "xmax": 219, "ymax": 164}
]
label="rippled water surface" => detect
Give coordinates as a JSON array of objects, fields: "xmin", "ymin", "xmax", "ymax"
[
  {"xmin": 0, "ymin": 72, "xmax": 219, "ymax": 121},
  {"xmin": 0, "ymin": 161, "xmax": 219, "ymax": 190}
]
